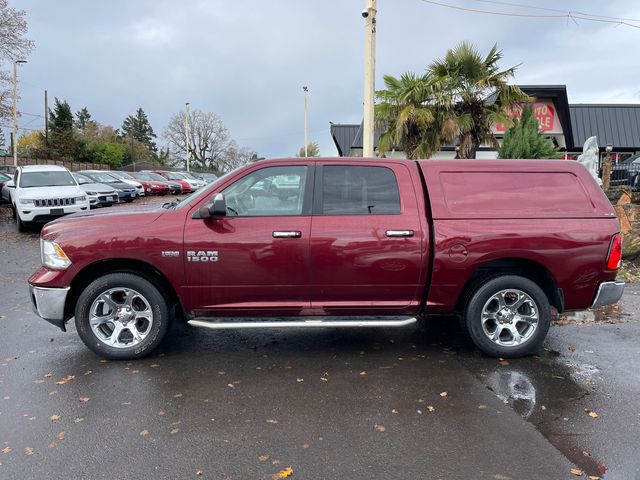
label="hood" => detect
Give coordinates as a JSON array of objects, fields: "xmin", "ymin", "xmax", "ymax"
[
  {"xmin": 78, "ymin": 183, "xmax": 117, "ymax": 194},
  {"xmin": 103, "ymin": 181, "xmax": 135, "ymax": 190},
  {"xmin": 17, "ymin": 185, "xmax": 84, "ymax": 199},
  {"xmin": 41, "ymin": 202, "xmax": 166, "ymax": 240}
]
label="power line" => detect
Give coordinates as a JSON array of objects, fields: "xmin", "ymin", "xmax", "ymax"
[
  {"xmin": 419, "ymin": 0, "xmax": 640, "ymax": 29},
  {"xmin": 471, "ymin": 0, "xmax": 640, "ymax": 23}
]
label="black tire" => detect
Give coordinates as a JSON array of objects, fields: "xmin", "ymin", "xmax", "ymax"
[
  {"xmin": 74, "ymin": 273, "xmax": 170, "ymax": 360},
  {"xmin": 463, "ymin": 275, "xmax": 550, "ymax": 358},
  {"xmin": 16, "ymin": 213, "xmax": 29, "ymax": 232}
]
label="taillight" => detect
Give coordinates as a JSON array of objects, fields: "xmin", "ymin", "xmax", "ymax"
[{"xmin": 606, "ymin": 234, "xmax": 622, "ymax": 270}]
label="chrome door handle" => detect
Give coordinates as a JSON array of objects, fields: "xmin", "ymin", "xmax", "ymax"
[
  {"xmin": 273, "ymin": 231, "xmax": 302, "ymax": 238},
  {"xmin": 386, "ymin": 230, "xmax": 414, "ymax": 238}
]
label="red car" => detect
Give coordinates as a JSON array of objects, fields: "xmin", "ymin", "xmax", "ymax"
[
  {"xmin": 127, "ymin": 172, "xmax": 171, "ymax": 195},
  {"xmin": 28, "ymin": 158, "xmax": 623, "ymax": 360},
  {"xmin": 150, "ymin": 170, "xmax": 192, "ymax": 193}
]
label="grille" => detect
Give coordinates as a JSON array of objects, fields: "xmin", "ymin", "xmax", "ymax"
[{"xmin": 34, "ymin": 198, "xmax": 76, "ymax": 207}]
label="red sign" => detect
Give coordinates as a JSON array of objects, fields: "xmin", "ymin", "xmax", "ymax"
[{"xmin": 495, "ymin": 102, "xmax": 555, "ymax": 132}]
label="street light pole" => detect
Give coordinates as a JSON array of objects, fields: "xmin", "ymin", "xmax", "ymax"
[
  {"xmin": 362, "ymin": 0, "xmax": 377, "ymax": 158},
  {"xmin": 303, "ymin": 86, "xmax": 309, "ymax": 157},
  {"xmin": 12, "ymin": 60, "xmax": 26, "ymax": 167},
  {"xmin": 184, "ymin": 102, "xmax": 190, "ymax": 172}
]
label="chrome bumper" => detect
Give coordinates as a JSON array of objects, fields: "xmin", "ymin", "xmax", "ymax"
[
  {"xmin": 29, "ymin": 285, "xmax": 70, "ymax": 331},
  {"xmin": 591, "ymin": 281, "xmax": 625, "ymax": 308}
]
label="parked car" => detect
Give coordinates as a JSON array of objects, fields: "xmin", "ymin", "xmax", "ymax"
[
  {"xmin": 131, "ymin": 172, "xmax": 181, "ymax": 194},
  {"xmin": 0, "ymin": 172, "xmax": 12, "ymax": 202},
  {"xmin": 4, "ymin": 165, "xmax": 89, "ymax": 231},
  {"xmin": 79, "ymin": 171, "xmax": 138, "ymax": 202},
  {"xmin": 96, "ymin": 170, "xmax": 145, "ymax": 197},
  {"xmin": 198, "ymin": 172, "xmax": 218, "ymax": 184},
  {"xmin": 28, "ymin": 158, "xmax": 623, "ymax": 360},
  {"xmin": 610, "ymin": 155, "xmax": 640, "ymax": 190},
  {"xmin": 72, "ymin": 173, "xmax": 118, "ymax": 208},
  {"xmin": 175, "ymin": 171, "xmax": 207, "ymax": 190},
  {"xmin": 150, "ymin": 170, "xmax": 193, "ymax": 193},
  {"xmin": 124, "ymin": 172, "xmax": 171, "ymax": 195}
]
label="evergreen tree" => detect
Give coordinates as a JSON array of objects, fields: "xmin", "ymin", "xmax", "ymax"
[
  {"xmin": 121, "ymin": 108, "xmax": 157, "ymax": 153},
  {"xmin": 75, "ymin": 107, "xmax": 95, "ymax": 133},
  {"xmin": 49, "ymin": 97, "xmax": 75, "ymax": 158},
  {"xmin": 498, "ymin": 106, "xmax": 561, "ymax": 159},
  {"xmin": 296, "ymin": 141, "xmax": 320, "ymax": 157}
]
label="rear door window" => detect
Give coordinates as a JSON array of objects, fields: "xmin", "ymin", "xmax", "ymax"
[{"xmin": 319, "ymin": 166, "xmax": 401, "ymax": 215}]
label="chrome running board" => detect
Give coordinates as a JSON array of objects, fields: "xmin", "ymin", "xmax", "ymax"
[{"xmin": 188, "ymin": 316, "xmax": 418, "ymax": 330}]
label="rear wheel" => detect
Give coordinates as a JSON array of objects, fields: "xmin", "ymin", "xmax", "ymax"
[
  {"xmin": 75, "ymin": 273, "xmax": 169, "ymax": 360},
  {"xmin": 464, "ymin": 275, "xmax": 550, "ymax": 358}
]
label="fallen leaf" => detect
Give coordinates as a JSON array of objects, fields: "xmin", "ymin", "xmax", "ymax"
[
  {"xmin": 571, "ymin": 467, "xmax": 584, "ymax": 476},
  {"xmin": 359, "ymin": 371, "xmax": 367, "ymax": 376},
  {"xmin": 227, "ymin": 384, "xmax": 235, "ymax": 389},
  {"xmin": 174, "ymin": 393, "xmax": 183, "ymax": 398},
  {"xmin": 427, "ymin": 406, "xmax": 435, "ymax": 412},
  {"xmin": 44, "ymin": 372, "xmax": 53, "ymax": 378},
  {"xmin": 54, "ymin": 375, "xmax": 75, "ymax": 385},
  {"xmin": 140, "ymin": 429, "xmax": 149, "ymax": 437},
  {"xmin": 57, "ymin": 432, "xmax": 65, "ymax": 441},
  {"xmin": 25, "ymin": 447, "xmax": 34, "ymax": 455},
  {"xmin": 588, "ymin": 477, "xmax": 600, "ymax": 480},
  {"xmin": 131, "ymin": 369, "xmax": 139, "ymax": 374},
  {"xmin": 34, "ymin": 379, "xmax": 45, "ymax": 384},
  {"xmin": 296, "ymin": 378, "xmax": 304, "ymax": 383},
  {"xmin": 196, "ymin": 469, "xmax": 203, "ymax": 476},
  {"xmin": 74, "ymin": 417, "xmax": 84, "ymax": 423},
  {"xmin": 320, "ymin": 377, "xmax": 328, "ymax": 382},
  {"xmin": 374, "ymin": 424, "xmax": 386, "ymax": 432},
  {"xmin": 302, "ymin": 443, "xmax": 309, "ymax": 449},
  {"xmin": 158, "ymin": 410, "xmax": 166, "ymax": 416},
  {"xmin": 150, "ymin": 364, "xmax": 159, "ymax": 368},
  {"xmin": 498, "ymin": 360, "xmax": 510, "ymax": 366},
  {"xmin": 50, "ymin": 415, "xmax": 61, "ymax": 421},
  {"xmin": 266, "ymin": 419, "xmax": 279, "ymax": 424},
  {"xmin": 439, "ymin": 391, "xmax": 448, "ymax": 397},
  {"xmin": 417, "ymin": 410, "xmax": 423, "ymax": 414},
  {"xmin": 391, "ymin": 409, "xmax": 398, "ymax": 414},
  {"xmin": 259, "ymin": 454, "xmax": 269, "ymax": 462},
  {"xmin": 79, "ymin": 397, "xmax": 90, "ymax": 403},
  {"xmin": 478, "ymin": 405, "xmax": 487, "ymax": 410},
  {"xmin": 1, "ymin": 447, "xmax": 11, "ymax": 454},
  {"xmin": 3, "ymin": 396, "xmax": 9, "ymax": 400},
  {"xmin": 277, "ymin": 467, "xmax": 293, "ymax": 478},
  {"xmin": 48, "ymin": 443, "xmax": 57, "ymax": 449},
  {"xmin": 84, "ymin": 370, "xmax": 92, "ymax": 376},
  {"xmin": 585, "ymin": 409, "xmax": 599, "ymax": 418}
]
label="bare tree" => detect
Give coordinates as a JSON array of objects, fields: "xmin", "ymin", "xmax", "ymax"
[
  {"xmin": 0, "ymin": 0, "xmax": 35, "ymax": 120},
  {"xmin": 163, "ymin": 108, "xmax": 254, "ymax": 172}
]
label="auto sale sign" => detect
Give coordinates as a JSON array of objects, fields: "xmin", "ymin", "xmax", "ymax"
[{"xmin": 494, "ymin": 101, "xmax": 558, "ymax": 133}]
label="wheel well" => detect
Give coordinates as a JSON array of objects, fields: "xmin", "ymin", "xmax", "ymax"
[
  {"xmin": 64, "ymin": 259, "xmax": 186, "ymax": 321},
  {"xmin": 456, "ymin": 258, "xmax": 564, "ymax": 313}
]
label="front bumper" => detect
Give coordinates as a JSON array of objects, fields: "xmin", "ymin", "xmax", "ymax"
[
  {"xmin": 29, "ymin": 284, "xmax": 70, "ymax": 331},
  {"xmin": 591, "ymin": 281, "xmax": 625, "ymax": 308}
]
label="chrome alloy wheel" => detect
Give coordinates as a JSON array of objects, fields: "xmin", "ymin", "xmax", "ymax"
[
  {"xmin": 89, "ymin": 287, "xmax": 154, "ymax": 349},
  {"xmin": 480, "ymin": 289, "xmax": 539, "ymax": 347}
]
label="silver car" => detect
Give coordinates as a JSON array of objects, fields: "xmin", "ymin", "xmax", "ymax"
[{"xmin": 72, "ymin": 173, "xmax": 119, "ymax": 208}]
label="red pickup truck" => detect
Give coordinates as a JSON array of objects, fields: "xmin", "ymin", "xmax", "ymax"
[{"xmin": 28, "ymin": 158, "xmax": 624, "ymax": 360}]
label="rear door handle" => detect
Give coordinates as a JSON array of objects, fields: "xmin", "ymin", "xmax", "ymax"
[
  {"xmin": 386, "ymin": 230, "xmax": 414, "ymax": 238},
  {"xmin": 273, "ymin": 231, "xmax": 302, "ymax": 238}
]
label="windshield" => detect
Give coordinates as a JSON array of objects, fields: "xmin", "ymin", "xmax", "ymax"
[
  {"xmin": 182, "ymin": 172, "xmax": 199, "ymax": 179},
  {"xmin": 86, "ymin": 172, "xmax": 120, "ymax": 183},
  {"xmin": 111, "ymin": 171, "xmax": 133, "ymax": 180},
  {"xmin": 0, "ymin": 172, "xmax": 10, "ymax": 181},
  {"xmin": 136, "ymin": 172, "xmax": 164, "ymax": 182},
  {"xmin": 20, "ymin": 170, "xmax": 77, "ymax": 188},
  {"xmin": 73, "ymin": 173, "xmax": 93, "ymax": 185},
  {"xmin": 165, "ymin": 172, "xmax": 185, "ymax": 181}
]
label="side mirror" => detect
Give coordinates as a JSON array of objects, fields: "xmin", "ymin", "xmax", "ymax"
[
  {"xmin": 198, "ymin": 193, "xmax": 226, "ymax": 219},
  {"xmin": 7, "ymin": 181, "xmax": 14, "ymax": 188}
]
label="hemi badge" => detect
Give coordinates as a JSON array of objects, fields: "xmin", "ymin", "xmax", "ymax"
[{"xmin": 161, "ymin": 251, "xmax": 180, "ymax": 257}]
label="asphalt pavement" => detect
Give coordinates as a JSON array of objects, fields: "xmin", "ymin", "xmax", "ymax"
[{"xmin": 0, "ymin": 201, "xmax": 638, "ymax": 480}]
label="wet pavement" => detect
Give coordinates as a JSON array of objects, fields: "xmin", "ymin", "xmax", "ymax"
[{"xmin": 1, "ymin": 201, "xmax": 639, "ymax": 479}]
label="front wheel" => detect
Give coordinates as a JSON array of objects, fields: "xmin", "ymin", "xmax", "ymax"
[
  {"xmin": 74, "ymin": 273, "xmax": 170, "ymax": 360},
  {"xmin": 464, "ymin": 275, "xmax": 550, "ymax": 358}
]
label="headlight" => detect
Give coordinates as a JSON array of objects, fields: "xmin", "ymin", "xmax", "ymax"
[
  {"xmin": 75, "ymin": 195, "xmax": 87, "ymax": 202},
  {"xmin": 19, "ymin": 198, "xmax": 34, "ymax": 205},
  {"xmin": 41, "ymin": 239, "xmax": 72, "ymax": 270},
  {"xmin": 86, "ymin": 191, "xmax": 97, "ymax": 196}
]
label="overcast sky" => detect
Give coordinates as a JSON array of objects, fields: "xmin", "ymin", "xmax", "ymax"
[{"xmin": 11, "ymin": 0, "xmax": 640, "ymax": 157}]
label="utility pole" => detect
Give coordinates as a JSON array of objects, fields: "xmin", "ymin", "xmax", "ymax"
[
  {"xmin": 12, "ymin": 60, "xmax": 26, "ymax": 167},
  {"xmin": 362, "ymin": 0, "xmax": 377, "ymax": 158},
  {"xmin": 303, "ymin": 86, "xmax": 309, "ymax": 157},
  {"xmin": 184, "ymin": 102, "xmax": 191, "ymax": 172},
  {"xmin": 44, "ymin": 90, "xmax": 49, "ymax": 148}
]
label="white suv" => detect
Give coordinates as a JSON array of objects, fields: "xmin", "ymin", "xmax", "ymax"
[{"xmin": 5, "ymin": 165, "xmax": 90, "ymax": 231}]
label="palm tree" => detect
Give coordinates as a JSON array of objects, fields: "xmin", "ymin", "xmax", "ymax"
[
  {"xmin": 428, "ymin": 42, "xmax": 531, "ymax": 158},
  {"xmin": 375, "ymin": 72, "xmax": 439, "ymax": 160}
]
